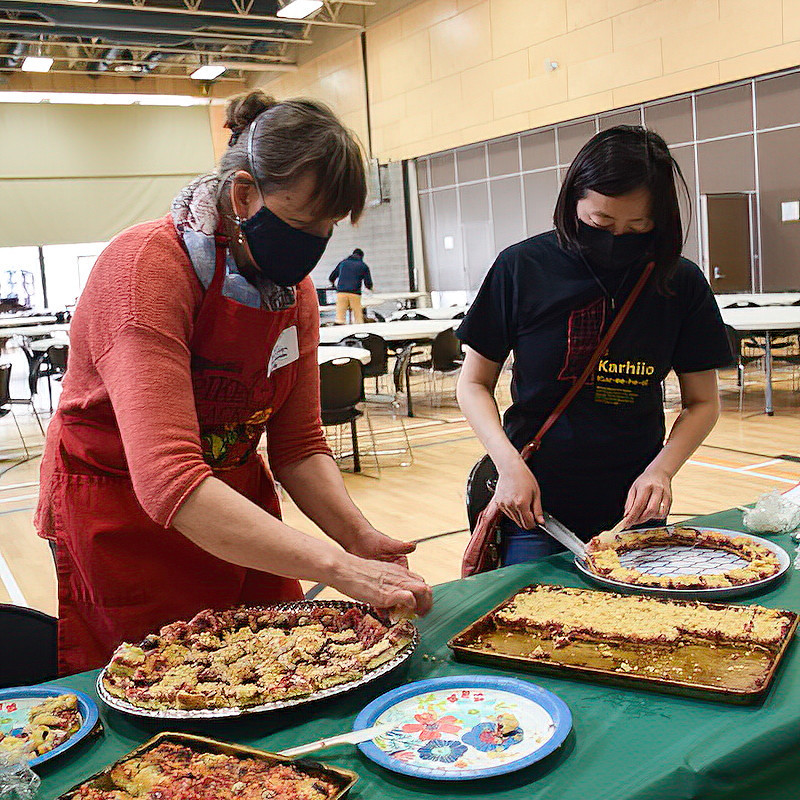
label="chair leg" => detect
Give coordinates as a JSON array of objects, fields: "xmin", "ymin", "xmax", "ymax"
[
  {"xmin": 350, "ymin": 418, "xmax": 361, "ymax": 473},
  {"xmin": 398, "ymin": 416, "xmax": 414, "ymax": 467},
  {"xmin": 362, "ymin": 408, "xmax": 381, "ymax": 475},
  {"xmin": 739, "ymin": 362, "xmax": 745, "ymax": 414},
  {"xmin": 47, "ymin": 372, "xmax": 53, "ymax": 414},
  {"xmin": 29, "ymin": 402, "xmax": 45, "ymax": 437},
  {"xmin": 9, "ymin": 409, "xmax": 30, "ymax": 460}
]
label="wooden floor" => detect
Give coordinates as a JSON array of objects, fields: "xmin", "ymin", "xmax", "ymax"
[{"xmin": 0, "ymin": 346, "xmax": 798, "ymax": 616}]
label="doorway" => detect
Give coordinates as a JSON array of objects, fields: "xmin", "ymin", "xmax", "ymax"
[{"xmin": 701, "ymin": 193, "xmax": 755, "ymax": 293}]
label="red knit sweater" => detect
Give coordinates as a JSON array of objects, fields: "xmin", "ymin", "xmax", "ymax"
[{"xmin": 36, "ymin": 216, "xmax": 330, "ymax": 535}]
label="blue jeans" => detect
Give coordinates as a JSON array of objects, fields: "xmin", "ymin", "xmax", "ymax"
[{"xmin": 500, "ymin": 518, "xmax": 667, "ymax": 566}]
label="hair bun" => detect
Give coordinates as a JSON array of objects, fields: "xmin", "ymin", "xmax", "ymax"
[{"xmin": 224, "ymin": 90, "xmax": 279, "ymax": 145}]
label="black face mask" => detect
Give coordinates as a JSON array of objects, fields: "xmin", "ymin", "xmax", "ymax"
[
  {"xmin": 240, "ymin": 204, "xmax": 329, "ymax": 288},
  {"xmin": 576, "ymin": 220, "xmax": 654, "ymax": 273}
]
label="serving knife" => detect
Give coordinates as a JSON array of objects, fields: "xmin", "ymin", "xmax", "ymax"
[
  {"xmin": 540, "ymin": 512, "xmax": 588, "ymax": 559},
  {"xmin": 278, "ymin": 723, "xmax": 395, "ymax": 758}
]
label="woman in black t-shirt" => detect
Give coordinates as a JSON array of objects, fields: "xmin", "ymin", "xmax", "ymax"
[{"xmin": 456, "ymin": 126, "xmax": 732, "ymax": 565}]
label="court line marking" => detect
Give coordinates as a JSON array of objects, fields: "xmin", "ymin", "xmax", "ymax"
[
  {"xmin": 0, "ymin": 493, "xmax": 38, "ymax": 504},
  {"xmin": 741, "ymin": 459, "xmax": 785, "ymax": 470},
  {"xmin": 0, "ymin": 544, "xmax": 27, "ymax": 606},
  {"xmin": 687, "ymin": 459, "xmax": 797, "ymax": 484}
]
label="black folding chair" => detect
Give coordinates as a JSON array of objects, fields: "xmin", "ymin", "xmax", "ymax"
[
  {"xmin": 0, "ymin": 605, "xmax": 58, "ymax": 687},
  {"xmin": 339, "ymin": 332, "xmax": 389, "ymax": 394},
  {"xmin": 0, "ymin": 363, "xmax": 44, "ymax": 460},
  {"xmin": 320, "ymin": 357, "xmax": 367, "ymax": 472}
]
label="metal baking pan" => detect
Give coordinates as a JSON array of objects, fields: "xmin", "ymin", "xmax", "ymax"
[
  {"xmin": 97, "ymin": 599, "xmax": 418, "ymax": 720},
  {"xmin": 57, "ymin": 731, "xmax": 358, "ymax": 800},
  {"xmin": 575, "ymin": 527, "xmax": 791, "ymax": 600},
  {"xmin": 448, "ymin": 584, "xmax": 798, "ymax": 704}
]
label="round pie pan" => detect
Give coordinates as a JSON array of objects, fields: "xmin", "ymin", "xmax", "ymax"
[
  {"xmin": 574, "ymin": 527, "xmax": 791, "ymax": 600},
  {"xmin": 96, "ymin": 600, "xmax": 419, "ymax": 720}
]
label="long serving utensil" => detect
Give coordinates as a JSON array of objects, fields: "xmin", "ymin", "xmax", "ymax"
[
  {"xmin": 540, "ymin": 512, "xmax": 588, "ymax": 560},
  {"xmin": 278, "ymin": 723, "xmax": 395, "ymax": 758}
]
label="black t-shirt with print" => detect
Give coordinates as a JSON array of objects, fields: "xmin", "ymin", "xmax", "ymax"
[{"xmin": 457, "ymin": 230, "xmax": 733, "ymax": 538}]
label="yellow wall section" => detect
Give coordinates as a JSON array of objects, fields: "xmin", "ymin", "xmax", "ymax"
[
  {"xmin": 262, "ymin": 0, "xmax": 800, "ymax": 161},
  {"xmin": 255, "ymin": 38, "xmax": 370, "ymax": 156}
]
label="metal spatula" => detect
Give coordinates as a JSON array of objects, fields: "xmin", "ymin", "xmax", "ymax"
[
  {"xmin": 540, "ymin": 512, "xmax": 588, "ymax": 559},
  {"xmin": 278, "ymin": 723, "xmax": 394, "ymax": 758}
]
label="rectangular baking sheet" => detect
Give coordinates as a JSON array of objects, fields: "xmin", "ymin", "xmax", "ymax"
[
  {"xmin": 448, "ymin": 584, "xmax": 798, "ymax": 704},
  {"xmin": 57, "ymin": 731, "xmax": 358, "ymax": 799}
]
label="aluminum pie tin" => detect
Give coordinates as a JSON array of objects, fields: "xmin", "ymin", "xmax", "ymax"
[
  {"xmin": 96, "ymin": 600, "xmax": 419, "ymax": 721},
  {"xmin": 575, "ymin": 527, "xmax": 791, "ymax": 600}
]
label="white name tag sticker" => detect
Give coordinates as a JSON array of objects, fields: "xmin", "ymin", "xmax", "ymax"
[{"xmin": 268, "ymin": 326, "xmax": 300, "ymax": 376}]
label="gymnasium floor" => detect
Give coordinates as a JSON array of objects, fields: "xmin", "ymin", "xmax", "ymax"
[{"xmin": 0, "ymin": 344, "xmax": 798, "ymax": 616}]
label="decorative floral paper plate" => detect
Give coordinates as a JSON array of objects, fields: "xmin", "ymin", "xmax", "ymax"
[{"xmin": 353, "ymin": 676, "xmax": 571, "ymax": 780}]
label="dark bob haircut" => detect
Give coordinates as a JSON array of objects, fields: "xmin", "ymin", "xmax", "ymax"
[{"xmin": 554, "ymin": 125, "xmax": 690, "ymax": 290}]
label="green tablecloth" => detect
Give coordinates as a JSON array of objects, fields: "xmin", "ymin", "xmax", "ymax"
[{"xmin": 36, "ymin": 509, "xmax": 800, "ymax": 800}]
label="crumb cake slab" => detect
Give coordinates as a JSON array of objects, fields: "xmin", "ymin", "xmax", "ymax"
[
  {"xmin": 577, "ymin": 527, "xmax": 790, "ymax": 599},
  {"xmin": 56, "ymin": 732, "xmax": 358, "ymax": 800},
  {"xmin": 98, "ymin": 600, "xmax": 418, "ymax": 720},
  {"xmin": 448, "ymin": 584, "xmax": 798, "ymax": 703}
]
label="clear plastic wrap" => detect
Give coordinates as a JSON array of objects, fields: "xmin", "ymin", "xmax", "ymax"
[
  {"xmin": 0, "ymin": 750, "xmax": 40, "ymax": 800},
  {"xmin": 742, "ymin": 491, "xmax": 800, "ymax": 535}
]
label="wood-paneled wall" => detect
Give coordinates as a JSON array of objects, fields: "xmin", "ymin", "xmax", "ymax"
[{"xmin": 260, "ymin": 0, "xmax": 800, "ymax": 162}]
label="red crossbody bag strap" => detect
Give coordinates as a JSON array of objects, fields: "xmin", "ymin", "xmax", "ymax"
[
  {"xmin": 519, "ymin": 260, "xmax": 655, "ymax": 461},
  {"xmin": 460, "ymin": 261, "xmax": 655, "ymax": 578}
]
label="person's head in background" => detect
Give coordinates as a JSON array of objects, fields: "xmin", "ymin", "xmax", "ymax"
[
  {"xmin": 352, "ymin": 248, "xmax": 365, "ymax": 259},
  {"xmin": 554, "ymin": 125, "xmax": 690, "ymax": 291},
  {"xmin": 217, "ymin": 90, "xmax": 367, "ymax": 285}
]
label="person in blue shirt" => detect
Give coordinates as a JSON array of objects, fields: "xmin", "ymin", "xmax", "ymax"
[{"xmin": 329, "ymin": 248, "xmax": 373, "ymax": 323}]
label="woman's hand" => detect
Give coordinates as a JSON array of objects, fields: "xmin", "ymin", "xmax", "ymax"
[
  {"xmin": 345, "ymin": 527, "xmax": 416, "ymax": 568},
  {"xmin": 622, "ymin": 467, "xmax": 672, "ymax": 529},
  {"xmin": 329, "ymin": 552, "xmax": 433, "ymax": 616},
  {"xmin": 494, "ymin": 457, "xmax": 544, "ymax": 530}
]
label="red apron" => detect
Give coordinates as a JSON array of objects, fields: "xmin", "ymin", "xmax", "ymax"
[{"xmin": 50, "ymin": 236, "xmax": 303, "ymax": 675}]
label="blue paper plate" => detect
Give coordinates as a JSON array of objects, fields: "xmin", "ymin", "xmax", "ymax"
[
  {"xmin": 353, "ymin": 675, "xmax": 571, "ymax": 781},
  {"xmin": 0, "ymin": 685, "xmax": 99, "ymax": 767}
]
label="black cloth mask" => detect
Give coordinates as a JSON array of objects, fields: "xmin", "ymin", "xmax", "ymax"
[
  {"xmin": 240, "ymin": 204, "xmax": 329, "ymax": 288},
  {"xmin": 576, "ymin": 220, "xmax": 655, "ymax": 273}
]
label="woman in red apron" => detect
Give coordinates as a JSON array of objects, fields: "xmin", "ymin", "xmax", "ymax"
[{"xmin": 36, "ymin": 91, "xmax": 432, "ymax": 676}]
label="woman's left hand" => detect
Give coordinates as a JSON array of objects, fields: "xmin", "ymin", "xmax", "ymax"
[
  {"xmin": 621, "ymin": 467, "xmax": 673, "ymax": 529},
  {"xmin": 345, "ymin": 528, "xmax": 416, "ymax": 568}
]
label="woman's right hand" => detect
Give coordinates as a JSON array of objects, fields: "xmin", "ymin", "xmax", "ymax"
[
  {"xmin": 329, "ymin": 552, "xmax": 433, "ymax": 616},
  {"xmin": 494, "ymin": 457, "xmax": 544, "ymax": 530}
]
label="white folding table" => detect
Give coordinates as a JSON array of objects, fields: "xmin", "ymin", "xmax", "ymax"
[
  {"xmin": 390, "ymin": 306, "xmax": 469, "ymax": 321},
  {"xmin": 721, "ymin": 306, "xmax": 800, "ymax": 415},
  {"xmin": 317, "ymin": 346, "xmax": 370, "ymax": 365},
  {"xmin": 319, "ymin": 319, "xmax": 458, "ymax": 345}
]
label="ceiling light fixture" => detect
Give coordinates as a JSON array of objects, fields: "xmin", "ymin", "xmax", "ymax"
[
  {"xmin": 190, "ymin": 64, "xmax": 226, "ymax": 81},
  {"xmin": 0, "ymin": 91, "xmax": 209, "ymax": 106},
  {"xmin": 21, "ymin": 56, "xmax": 54, "ymax": 73},
  {"xmin": 276, "ymin": 0, "xmax": 323, "ymax": 19}
]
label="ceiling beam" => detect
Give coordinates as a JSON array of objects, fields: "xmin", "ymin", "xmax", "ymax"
[
  {"xmin": 213, "ymin": 60, "xmax": 297, "ymax": 71},
  {"xmin": 0, "ymin": 35, "xmax": 297, "ymax": 62},
  {"xmin": 0, "ymin": 0, "xmax": 364, "ymax": 30},
  {"xmin": 0, "ymin": 16, "xmax": 315, "ymax": 45},
  {"xmin": 0, "ymin": 65, "xmax": 243, "ymax": 79}
]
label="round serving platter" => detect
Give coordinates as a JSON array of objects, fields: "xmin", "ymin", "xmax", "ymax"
[
  {"xmin": 0, "ymin": 686, "xmax": 99, "ymax": 767},
  {"xmin": 574, "ymin": 527, "xmax": 791, "ymax": 600},
  {"xmin": 96, "ymin": 600, "xmax": 419, "ymax": 721},
  {"xmin": 353, "ymin": 675, "xmax": 572, "ymax": 781}
]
